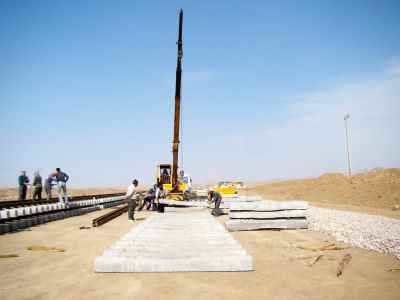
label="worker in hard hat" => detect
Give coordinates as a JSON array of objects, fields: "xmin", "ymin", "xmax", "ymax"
[
  {"xmin": 208, "ymin": 190, "xmax": 223, "ymax": 216},
  {"xmin": 126, "ymin": 179, "xmax": 139, "ymax": 221}
]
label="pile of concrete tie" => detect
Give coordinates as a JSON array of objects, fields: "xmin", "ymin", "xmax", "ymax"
[
  {"xmin": 94, "ymin": 211, "xmax": 253, "ymax": 272},
  {"xmin": 158, "ymin": 199, "xmax": 208, "ymax": 207},
  {"xmin": 226, "ymin": 200, "xmax": 309, "ymax": 231},
  {"xmin": 220, "ymin": 196, "xmax": 262, "ymax": 210}
]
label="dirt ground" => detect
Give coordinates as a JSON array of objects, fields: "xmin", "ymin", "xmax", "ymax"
[
  {"xmin": 245, "ymin": 168, "xmax": 400, "ymax": 219},
  {"xmin": 0, "ymin": 207, "xmax": 399, "ymax": 300}
]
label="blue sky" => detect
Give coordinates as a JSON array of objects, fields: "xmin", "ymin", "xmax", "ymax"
[{"xmin": 1, "ymin": 0, "xmax": 399, "ymax": 187}]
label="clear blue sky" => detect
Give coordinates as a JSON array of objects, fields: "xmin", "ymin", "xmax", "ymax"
[{"xmin": 1, "ymin": 0, "xmax": 399, "ymax": 187}]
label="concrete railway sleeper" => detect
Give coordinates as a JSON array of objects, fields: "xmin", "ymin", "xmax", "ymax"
[{"xmin": 0, "ymin": 196, "xmax": 125, "ymax": 234}]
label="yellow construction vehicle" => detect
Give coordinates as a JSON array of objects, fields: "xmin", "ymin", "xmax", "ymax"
[
  {"xmin": 213, "ymin": 181, "xmax": 239, "ymax": 195},
  {"xmin": 156, "ymin": 164, "xmax": 192, "ymax": 193}
]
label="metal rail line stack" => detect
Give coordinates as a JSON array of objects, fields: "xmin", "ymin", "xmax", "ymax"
[{"xmin": 92, "ymin": 205, "xmax": 128, "ymax": 227}]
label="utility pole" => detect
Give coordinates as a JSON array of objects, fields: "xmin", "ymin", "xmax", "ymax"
[
  {"xmin": 344, "ymin": 114, "xmax": 352, "ymax": 178},
  {"xmin": 171, "ymin": 9, "xmax": 183, "ymax": 192}
]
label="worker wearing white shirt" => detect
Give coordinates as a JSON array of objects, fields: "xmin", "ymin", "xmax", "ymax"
[{"xmin": 126, "ymin": 179, "xmax": 139, "ymax": 221}]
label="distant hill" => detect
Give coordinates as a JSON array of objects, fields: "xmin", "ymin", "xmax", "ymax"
[{"xmin": 245, "ymin": 168, "xmax": 400, "ymax": 211}]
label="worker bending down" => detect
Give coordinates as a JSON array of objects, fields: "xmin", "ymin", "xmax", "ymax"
[
  {"xmin": 126, "ymin": 179, "xmax": 139, "ymax": 221},
  {"xmin": 138, "ymin": 187, "xmax": 155, "ymax": 211},
  {"xmin": 208, "ymin": 190, "xmax": 223, "ymax": 216}
]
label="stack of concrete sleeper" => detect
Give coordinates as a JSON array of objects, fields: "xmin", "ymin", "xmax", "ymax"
[
  {"xmin": 95, "ymin": 211, "xmax": 253, "ymax": 272},
  {"xmin": 226, "ymin": 200, "xmax": 309, "ymax": 231}
]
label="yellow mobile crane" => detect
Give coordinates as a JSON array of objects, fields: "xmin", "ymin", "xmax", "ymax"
[{"xmin": 156, "ymin": 9, "xmax": 191, "ymax": 200}]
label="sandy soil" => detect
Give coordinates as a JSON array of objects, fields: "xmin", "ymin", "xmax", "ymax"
[
  {"xmin": 0, "ymin": 208, "xmax": 399, "ymax": 300},
  {"xmin": 245, "ymin": 168, "xmax": 400, "ymax": 219}
]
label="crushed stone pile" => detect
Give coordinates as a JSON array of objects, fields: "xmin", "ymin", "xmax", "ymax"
[{"xmin": 307, "ymin": 207, "xmax": 400, "ymax": 259}]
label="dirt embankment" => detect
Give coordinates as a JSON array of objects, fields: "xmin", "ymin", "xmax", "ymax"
[{"xmin": 245, "ymin": 168, "xmax": 400, "ymax": 217}]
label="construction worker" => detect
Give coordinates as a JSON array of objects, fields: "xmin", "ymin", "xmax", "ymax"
[
  {"xmin": 52, "ymin": 168, "xmax": 69, "ymax": 204},
  {"xmin": 161, "ymin": 168, "xmax": 170, "ymax": 184},
  {"xmin": 32, "ymin": 171, "xmax": 43, "ymax": 200},
  {"xmin": 18, "ymin": 171, "xmax": 30, "ymax": 200},
  {"xmin": 126, "ymin": 179, "xmax": 139, "ymax": 221},
  {"xmin": 153, "ymin": 182, "xmax": 163, "ymax": 211},
  {"xmin": 138, "ymin": 187, "xmax": 155, "ymax": 211},
  {"xmin": 208, "ymin": 190, "xmax": 223, "ymax": 216},
  {"xmin": 44, "ymin": 176, "xmax": 54, "ymax": 201}
]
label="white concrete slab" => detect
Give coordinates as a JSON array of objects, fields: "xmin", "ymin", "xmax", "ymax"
[
  {"xmin": 158, "ymin": 199, "xmax": 208, "ymax": 207},
  {"xmin": 230, "ymin": 201, "xmax": 309, "ymax": 211},
  {"xmin": 16, "ymin": 207, "xmax": 25, "ymax": 216},
  {"xmin": 95, "ymin": 211, "xmax": 253, "ymax": 273},
  {"xmin": 23, "ymin": 207, "xmax": 31, "ymax": 215},
  {"xmin": 226, "ymin": 218, "xmax": 308, "ymax": 231},
  {"xmin": 0, "ymin": 209, "xmax": 9, "ymax": 220},
  {"xmin": 229, "ymin": 210, "xmax": 307, "ymax": 219}
]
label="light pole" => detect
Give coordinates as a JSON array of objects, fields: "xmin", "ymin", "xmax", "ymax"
[{"xmin": 344, "ymin": 114, "xmax": 352, "ymax": 178}]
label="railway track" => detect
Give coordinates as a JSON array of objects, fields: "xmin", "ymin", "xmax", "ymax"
[
  {"xmin": 0, "ymin": 193, "xmax": 126, "ymax": 235},
  {"xmin": 0, "ymin": 192, "xmax": 125, "ymax": 209}
]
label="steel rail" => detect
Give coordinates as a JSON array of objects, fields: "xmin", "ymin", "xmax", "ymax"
[
  {"xmin": 0, "ymin": 192, "xmax": 125, "ymax": 209},
  {"xmin": 92, "ymin": 205, "xmax": 128, "ymax": 227}
]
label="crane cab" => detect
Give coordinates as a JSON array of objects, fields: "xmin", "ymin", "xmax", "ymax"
[{"xmin": 156, "ymin": 164, "xmax": 191, "ymax": 193}]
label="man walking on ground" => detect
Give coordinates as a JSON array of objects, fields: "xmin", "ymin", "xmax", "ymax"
[
  {"xmin": 52, "ymin": 168, "xmax": 69, "ymax": 204},
  {"xmin": 44, "ymin": 176, "xmax": 54, "ymax": 201},
  {"xmin": 32, "ymin": 171, "xmax": 43, "ymax": 200},
  {"xmin": 126, "ymin": 179, "xmax": 139, "ymax": 221},
  {"xmin": 18, "ymin": 171, "xmax": 30, "ymax": 200}
]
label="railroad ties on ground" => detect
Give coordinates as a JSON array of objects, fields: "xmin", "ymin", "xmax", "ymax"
[
  {"xmin": 95, "ymin": 210, "xmax": 253, "ymax": 272},
  {"xmin": 0, "ymin": 193, "xmax": 126, "ymax": 234}
]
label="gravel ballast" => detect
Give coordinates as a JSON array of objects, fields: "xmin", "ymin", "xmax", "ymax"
[{"xmin": 307, "ymin": 207, "xmax": 400, "ymax": 259}]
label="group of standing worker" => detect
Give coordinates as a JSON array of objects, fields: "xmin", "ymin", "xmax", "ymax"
[{"xmin": 18, "ymin": 168, "xmax": 70, "ymax": 204}]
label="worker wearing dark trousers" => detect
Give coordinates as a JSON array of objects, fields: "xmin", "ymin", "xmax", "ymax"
[
  {"xmin": 32, "ymin": 171, "xmax": 42, "ymax": 200},
  {"xmin": 44, "ymin": 176, "xmax": 53, "ymax": 201},
  {"xmin": 138, "ymin": 195, "xmax": 153, "ymax": 210},
  {"xmin": 208, "ymin": 190, "xmax": 223, "ymax": 216},
  {"xmin": 126, "ymin": 179, "xmax": 139, "ymax": 221},
  {"xmin": 128, "ymin": 196, "xmax": 137, "ymax": 220},
  {"xmin": 138, "ymin": 188, "xmax": 155, "ymax": 211},
  {"xmin": 18, "ymin": 171, "xmax": 29, "ymax": 200},
  {"xmin": 153, "ymin": 183, "xmax": 163, "ymax": 211}
]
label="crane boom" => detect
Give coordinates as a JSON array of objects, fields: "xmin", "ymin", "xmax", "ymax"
[{"xmin": 171, "ymin": 9, "xmax": 183, "ymax": 192}]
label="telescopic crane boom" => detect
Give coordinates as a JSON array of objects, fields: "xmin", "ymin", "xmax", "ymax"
[{"xmin": 171, "ymin": 9, "xmax": 183, "ymax": 192}]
